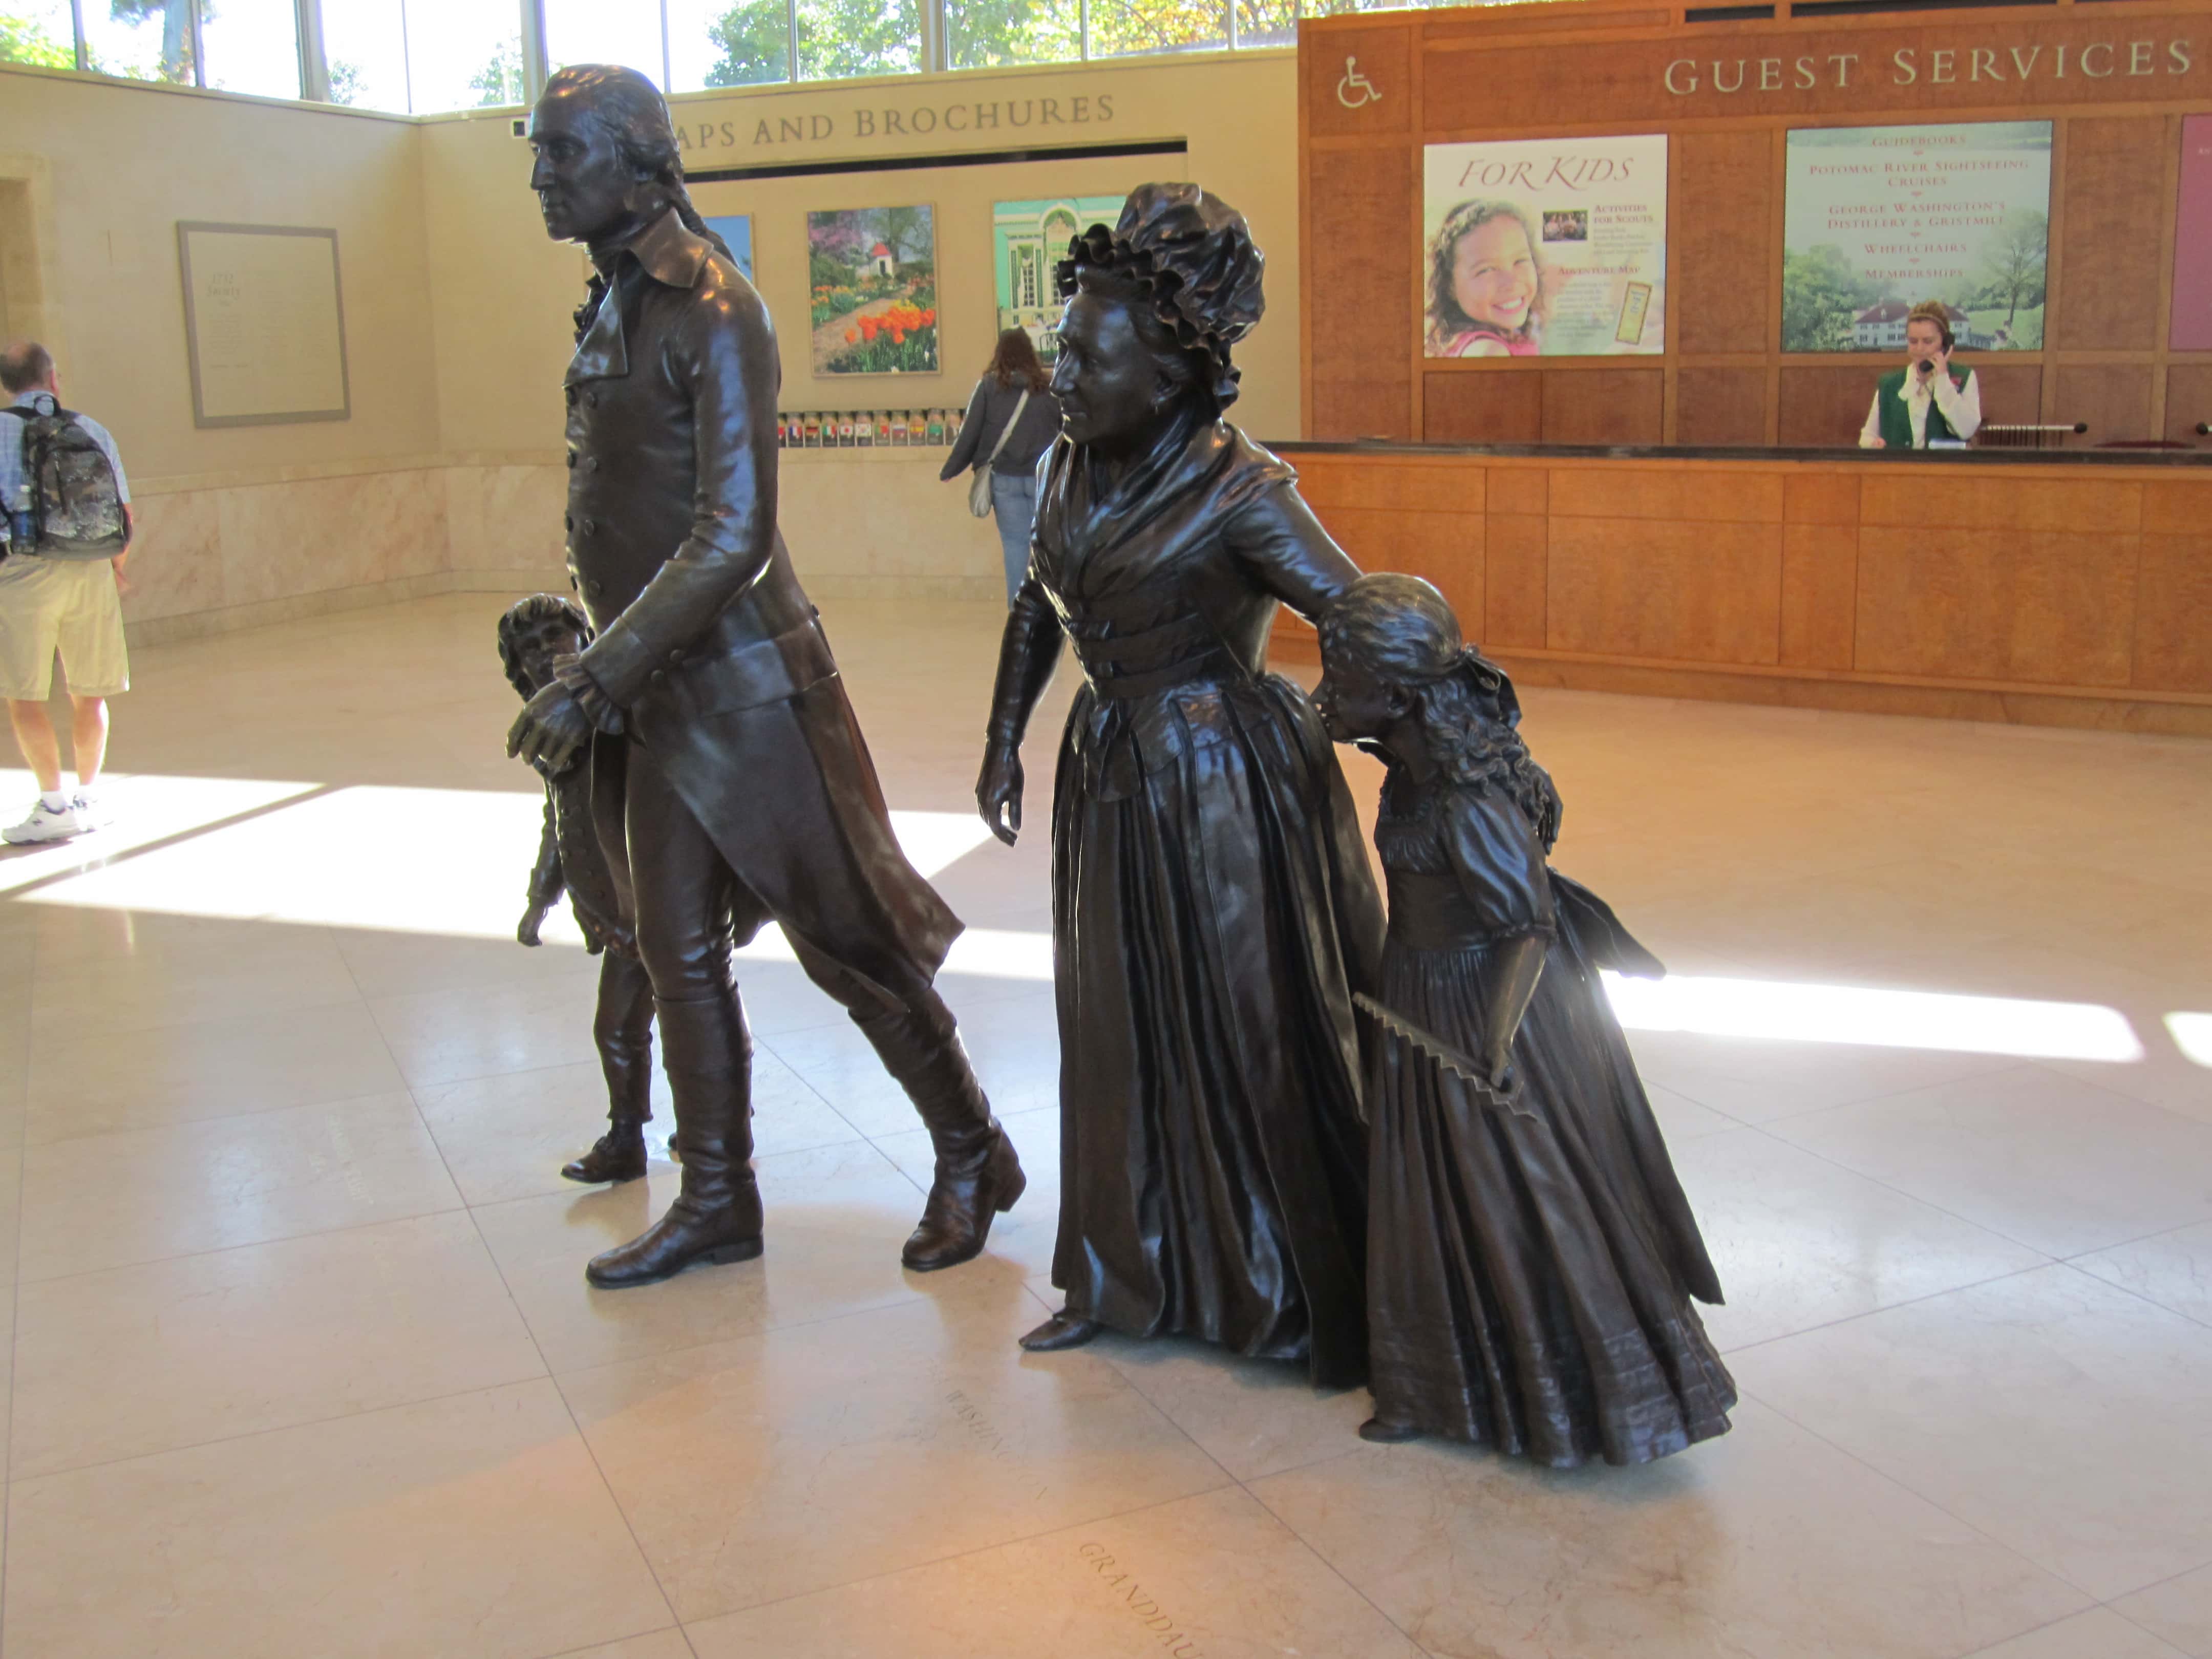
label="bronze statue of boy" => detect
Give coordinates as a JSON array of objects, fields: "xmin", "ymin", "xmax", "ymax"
[{"xmin": 508, "ymin": 64, "xmax": 1023, "ymax": 1287}]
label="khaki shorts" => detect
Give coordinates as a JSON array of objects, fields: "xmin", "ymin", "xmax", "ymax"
[{"xmin": 0, "ymin": 555, "xmax": 130, "ymax": 701}]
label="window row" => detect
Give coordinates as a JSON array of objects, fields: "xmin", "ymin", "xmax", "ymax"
[{"xmin": 1, "ymin": 0, "xmax": 1435, "ymax": 112}]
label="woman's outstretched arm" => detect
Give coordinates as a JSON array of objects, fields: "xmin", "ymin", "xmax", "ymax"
[
  {"xmin": 1225, "ymin": 485, "xmax": 1364, "ymax": 623},
  {"xmin": 976, "ymin": 577, "xmax": 1065, "ymax": 844}
]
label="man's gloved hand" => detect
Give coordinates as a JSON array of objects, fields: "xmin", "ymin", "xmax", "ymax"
[{"xmin": 507, "ymin": 680, "xmax": 594, "ymax": 776}]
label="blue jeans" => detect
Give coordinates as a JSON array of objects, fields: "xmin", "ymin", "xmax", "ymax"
[{"xmin": 989, "ymin": 471, "xmax": 1037, "ymax": 606}]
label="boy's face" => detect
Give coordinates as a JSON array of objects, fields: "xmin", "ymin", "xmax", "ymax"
[
  {"xmin": 515, "ymin": 618, "xmax": 584, "ymax": 693},
  {"xmin": 1314, "ymin": 651, "xmax": 1400, "ymax": 745}
]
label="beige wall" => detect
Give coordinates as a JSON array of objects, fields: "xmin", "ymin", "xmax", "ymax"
[
  {"xmin": 417, "ymin": 53, "xmax": 1303, "ymax": 453},
  {"xmin": 0, "ymin": 65, "xmax": 438, "ymax": 479},
  {"xmin": 1, "ymin": 50, "xmax": 1303, "ymax": 635}
]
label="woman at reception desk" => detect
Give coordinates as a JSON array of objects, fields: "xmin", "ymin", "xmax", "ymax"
[{"xmin": 1859, "ymin": 301, "xmax": 1982, "ymax": 450}]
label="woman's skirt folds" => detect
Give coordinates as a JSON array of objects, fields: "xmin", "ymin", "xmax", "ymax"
[
  {"xmin": 1049, "ymin": 673, "xmax": 1382, "ymax": 1388},
  {"xmin": 1367, "ymin": 896, "xmax": 1736, "ymax": 1465}
]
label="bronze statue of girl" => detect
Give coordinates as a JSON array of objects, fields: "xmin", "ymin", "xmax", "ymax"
[{"xmin": 1315, "ymin": 572, "xmax": 1735, "ymax": 1464}]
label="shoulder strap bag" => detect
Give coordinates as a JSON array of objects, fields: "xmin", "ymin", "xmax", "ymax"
[{"xmin": 969, "ymin": 389, "xmax": 1031, "ymax": 518}]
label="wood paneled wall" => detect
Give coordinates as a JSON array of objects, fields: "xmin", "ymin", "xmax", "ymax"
[
  {"xmin": 1271, "ymin": 448, "xmax": 2212, "ymax": 733},
  {"xmin": 1299, "ymin": 0, "xmax": 2212, "ymax": 450}
]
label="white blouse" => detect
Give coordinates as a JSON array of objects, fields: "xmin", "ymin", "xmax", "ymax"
[{"xmin": 1859, "ymin": 366, "xmax": 1982, "ymax": 448}]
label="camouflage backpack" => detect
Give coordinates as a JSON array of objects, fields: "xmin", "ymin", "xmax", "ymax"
[{"xmin": 3, "ymin": 399, "xmax": 128, "ymax": 559}]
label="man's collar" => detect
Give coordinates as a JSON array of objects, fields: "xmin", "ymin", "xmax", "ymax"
[
  {"xmin": 9, "ymin": 389, "xmax": 56, "ymax": 409},
  {"xmin": 588, "ymin": 207, "xmax": 710, "ymax": 290}
]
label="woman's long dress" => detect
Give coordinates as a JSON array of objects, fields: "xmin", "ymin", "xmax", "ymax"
[
  {"xmin": 990, "ymin": 415, "xmax": 1384, "ymax": 1388},
  {"xmin": 1365, "ymin": 766, "xmax": 1736, "ymax": 1464}
]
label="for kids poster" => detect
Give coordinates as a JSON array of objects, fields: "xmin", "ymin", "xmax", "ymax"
[
  {"xmin": 1782, "ymin": 121, "xmax": 2052, "ymax": 352},
  {"xmin": 1422, "ymin": 135, "xmax": 1668, "ymax": 357},
  {"xmin": 993, "ymin": 195, "xmax": 1125, "ymax": 365}
]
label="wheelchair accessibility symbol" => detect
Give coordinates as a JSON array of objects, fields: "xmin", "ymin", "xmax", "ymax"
[{"xmin": 1336, "ymin": 55, "xmax": 1380, "ymax": 109}]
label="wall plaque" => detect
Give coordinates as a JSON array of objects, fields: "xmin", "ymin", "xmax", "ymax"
[{"xmin": 176, "ymin": 223, "xmax": 350, "ymax": 429}]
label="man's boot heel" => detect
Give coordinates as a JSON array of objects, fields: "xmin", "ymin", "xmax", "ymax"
[{"xmin": 992, "ymin": 1144, "xmax": 1027, "ymax": 1213}]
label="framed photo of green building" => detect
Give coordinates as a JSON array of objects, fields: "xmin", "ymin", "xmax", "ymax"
[{"xmin": 993, "ymin": 196, "xmax": 1123, "ymax": 365}]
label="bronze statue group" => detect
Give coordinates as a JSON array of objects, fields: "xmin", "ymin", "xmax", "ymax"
[{"xmin": 500, "ymin": 63, "xmax": 1735, "ymax": 1467}]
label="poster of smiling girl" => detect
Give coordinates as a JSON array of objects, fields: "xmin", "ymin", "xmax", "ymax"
[{"xmin": 1422, "ymin": 135, "xmax": 1669, "ymax": 357}]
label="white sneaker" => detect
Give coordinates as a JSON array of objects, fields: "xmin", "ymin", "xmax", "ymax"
[
  {"xmin": 3, "ymin": 799, "xmax": 81, "ymax": 844},
  {"xmin": 72, "ymin": 793, "xmax": 110, "ymax": 829}
]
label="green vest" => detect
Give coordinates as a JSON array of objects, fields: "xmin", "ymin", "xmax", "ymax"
[{"xmin": 1877, "ymin": 364, "xmax": 1970, "ymax": 449}]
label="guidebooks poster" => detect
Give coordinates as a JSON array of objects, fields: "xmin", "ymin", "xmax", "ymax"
[
  {"xmin": 993, "ymin": 196, "xmax": 1124, "ymax": 365},
  {"xmin": 1782, "ymin": 121, "xmax": 2052, "ymax": 353},
  {"xmin": 1421, "ymin": 135, "xmax": 1668, "ymax": 357}
]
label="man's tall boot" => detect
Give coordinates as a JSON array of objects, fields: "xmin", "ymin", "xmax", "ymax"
[
  {"xmin": 562, "ymin": 1024, "xmax": 652, "ymax": 1184},
  {"xmin": 585, "ymin": 996, "xmax": 763, "ymax": 1288},
  {"xmin": 853, "ymin": 992, "xmax": 1024, "ymax": 1272}
]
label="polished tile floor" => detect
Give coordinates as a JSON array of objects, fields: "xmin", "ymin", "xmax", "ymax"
[{"xmin": 1, "ymin": 591, "xmax": 2208, "ymax": 1657}]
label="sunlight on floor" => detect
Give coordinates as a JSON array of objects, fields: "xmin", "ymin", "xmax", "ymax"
[
  {"xmin": 2165, "ymin": 1012, "xmax": 2212, "ymax": 1070},
  {"xmin": 1, "ymin": 772, "xmax": 2157, "ymax": 1066},
  {"xmin": 12, "ymin": 775, "xmax": 994, "ymax": 946},
  {"xmin": 1604, "ymin": 970, "xmax": 2145, "ymax": 1064},
  {"xmin": 0, "ymin": 771, "xmax": 321, "ymax": 897}
]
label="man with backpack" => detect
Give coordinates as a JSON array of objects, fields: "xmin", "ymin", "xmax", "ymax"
[{"xmin": 0, "ymin": 341, "xmax": 133, "ymax": 845}]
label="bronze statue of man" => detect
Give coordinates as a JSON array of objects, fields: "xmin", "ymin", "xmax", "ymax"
[{"xmin": 509, "ymin": 63, "xmax": 1024, "ymax": 1287}]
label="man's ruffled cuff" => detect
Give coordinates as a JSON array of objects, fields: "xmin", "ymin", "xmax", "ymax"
[{"xmin": 554, "ymin": 654, "xmax": 625, "ymax": 736}]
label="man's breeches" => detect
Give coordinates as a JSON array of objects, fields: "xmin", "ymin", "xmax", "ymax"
[{"xmin": 619, "ymin": 734, "xmax": 961, "ymax": 1039}]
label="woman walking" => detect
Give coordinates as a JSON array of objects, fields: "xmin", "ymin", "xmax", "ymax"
[
  {"xmin": 942, "ymin": 329, "xmax": 1064, "ymax": 603},
  {"xmin": 974, "ymin": 184, "xmax": 1383, "ymax": 1386}
]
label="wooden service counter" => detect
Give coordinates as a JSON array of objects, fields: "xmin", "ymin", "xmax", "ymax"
[{"xmin": 1265, "ymin": 443, "xmax": 2212, "ymax": 738}]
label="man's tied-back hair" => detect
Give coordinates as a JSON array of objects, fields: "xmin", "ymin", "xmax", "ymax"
[
  {"xmin": 541, "ymin": 65, "xmax": 739, "ymax": 343},
  {"xmin": 543, "ymin": 65, "xmax": 734, "ymax": 265},
  {"xmin": 497, "ymin": 593, "xmax": 592, "ymax": 699},
  {"xmin": 1056, "ymin": 182, "xmax": 1265, "ymax": 412}
]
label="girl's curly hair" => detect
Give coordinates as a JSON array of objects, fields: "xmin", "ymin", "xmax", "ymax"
[{"xmin": 1320, "ymin": 573, "xmax": 1562, "ymax": 850}]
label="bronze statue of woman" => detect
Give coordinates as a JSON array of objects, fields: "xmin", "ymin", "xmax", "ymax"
[{"xmin": 976, "ymin": 184, "xmax": 1383, "ymax": 1386}]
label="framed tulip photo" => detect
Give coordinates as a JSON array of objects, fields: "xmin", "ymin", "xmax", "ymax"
[{"xmin": 806, "ymin": 205, "xmax": 941, "ymax": 376}]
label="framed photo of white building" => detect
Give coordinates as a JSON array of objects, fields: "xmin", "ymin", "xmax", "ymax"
[{"xmin": 807, "ymin": 206, "xmax": 938, "ymax": 376}]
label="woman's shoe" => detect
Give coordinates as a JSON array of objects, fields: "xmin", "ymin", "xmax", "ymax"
[
  {"xmin": 1018, "ymin": 1310, "xmax": 1103, "ymax": 1352},
  {"xmin": 1358, "ymin": 1416, "xmax": 1423, "ymax": 1443}
]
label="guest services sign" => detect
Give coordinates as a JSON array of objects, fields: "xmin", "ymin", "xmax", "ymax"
[{"xmin": 1425, "ymin": 17, "xmax": 2203, "ymax": 129}]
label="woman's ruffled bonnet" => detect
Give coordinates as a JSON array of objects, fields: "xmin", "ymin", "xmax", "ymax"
[{"xmin": 1056, "ymin": 182, "xmax": 1265, "ymax": 409}]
